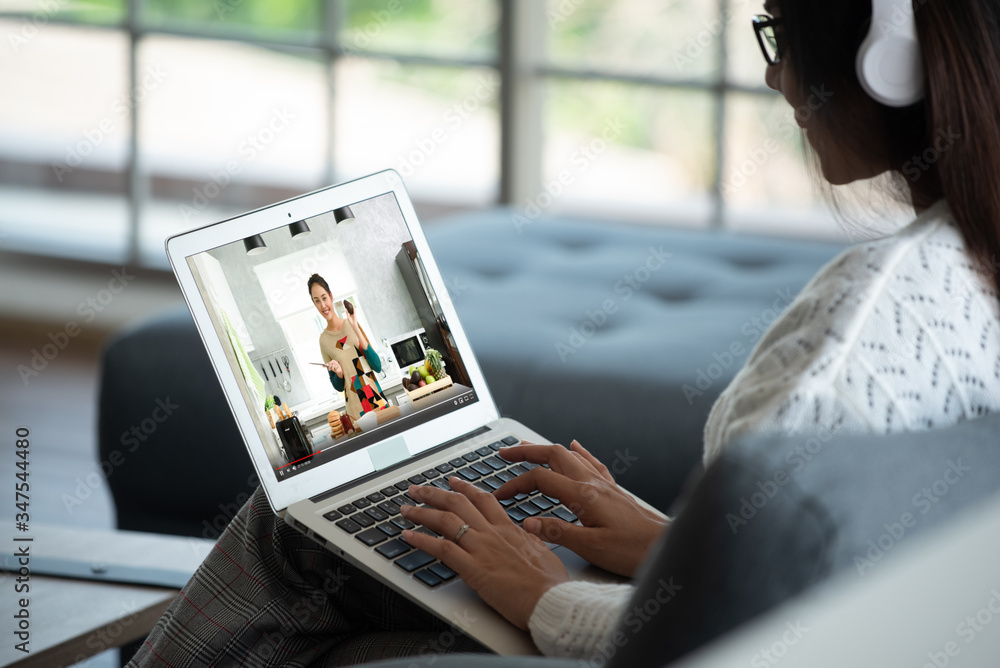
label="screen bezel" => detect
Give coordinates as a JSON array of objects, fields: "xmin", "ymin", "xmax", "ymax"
[{"xmin": 165, "ymin": 170, "xmax": 500, "ymax": 512}]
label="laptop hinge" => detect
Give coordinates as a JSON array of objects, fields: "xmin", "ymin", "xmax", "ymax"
[{"xmin": 308, "ymin": 425, "xmax": 494, "ymax": 504}]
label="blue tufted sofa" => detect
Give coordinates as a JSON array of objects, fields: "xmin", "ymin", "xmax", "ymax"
[{"xmin": 424, "ymin": 209, "xmax": 845, "ymax": 512}]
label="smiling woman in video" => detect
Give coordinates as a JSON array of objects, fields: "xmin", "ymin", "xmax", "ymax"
[{"xmin": 308, "ymin": 273, "xmax": 388, "ymax": 421}]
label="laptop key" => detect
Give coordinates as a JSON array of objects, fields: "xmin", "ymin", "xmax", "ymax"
[
  {"xmin": 395, "ymin": 550, "xmax": 436, "ymax": 572},
  {"xmin": 462, "ymin": 452, "xmax": 480, "ymax": 462},
  {"xmin": 323, "ymin": 510, "xmax": 342, "ymax": 521},
  {"xmin": 470, "ymin": 462, "xmax": 492, "ymax": 476},
  {"xmin": 352, "ymin": 498, "xmax": 371, "ymax": 510},
  {"xmin": 521, "ymin": 462, "xmax": 539, "ymax": 472},
  {"xmin": 421, "ymin": 469, "xmax": 440, "ymax": 479},
  {"xmin": 355, "ymin": 527, "xmax": 387, "ymax": 546},
  {"xmin": 392, "ymin": 516, "xmax": 416, "ymax": 530},
  {"xmin": 457, "ymin": 467, "xmax": 481, "ymax": 481},
  {"xmin": 508, "ymin": 464, "xmax": 528, "ymax": 477},
  {"xmin": 365, "ymin": 507, "xmax": 389, "ymax": 522},
  {"xmin": 506, "ymin": 507, "xmax": 528, "ymax": 522},
  {"xmin": 531, "ymin": 496, "xmax": 554, "ymax": 511},
  {"xmin": 488, "ymin": 441, "xmax": 504, "ymax": 451},
  {"xmin": 483, "ymin": 456, "xmax": 506, "ymax": 471},
  {"xmin": 543, "ymin": 495, "xmax": 560, "ymax": 505},
  {"xmin": 517, "ymin": 501, "xmax": 541, "ymax": 517},
  {"xmin": 475, "ymin": 446, "xmax": 492, "ymax": 457},
  {"xmin": 495, "ymin": 470, "xmax": 515, "ymax": 483},
  {"xmin": 429, "ymin": 562, "xmax": 457, "ymax": 581},
  {"xmin": 380, "ymin": 487, "xmax": 399, "ymax": 498},
  {"xmin": 353, "ymin": 513, "xmax": 374, "ymax": 528},
  {"xmin": 501, "ymin": 436, "xmax": 520, "ymax": 446},
  {"xmin": 448, "ymin": 457, "xmax": 465, "ymax": 468},
  {"xmin": 499, "ymin": 497, "xmax": 516, "ymax": 507},
  {"xmin": 474, "ymin": 482, "xmax": 493, "ymax": 494},
  {"xmin": 378, "ymin": 522, "xmax": 402, "ymax": 537},
  {"xmin": 513, "ymin": 493, "xmax": 529, "ymax": 502},
  {"xmin": 553, "ymin": 506, "xmax": 578, "ymax": 523},
  {"xmin": 432, "ymin": 479, "xmax": 452, "ymax": 491},
  {"xmin": 414, "ymin": 568, "xmax": 443, "ymax": 587},
  {"xmin": 408, "ymin": 474, "xmax": 427, "ymax": 484},
  {"xmin": 395, "ymin": 480, "xmax": 412, "ymax": 491},
  {"xmin": 337, "ymin": 504, "xmax": 357, "ymax": 515},
  {"xmin": 367, "ymin": 492, "xmax": 385, "ymax": 503},
  {"xmin": 335, "ymin": 518, "xmax": 362, "ymax": 533},
  {"xmin": 415, "ymin": 526, "xmax": 440, "ymax": 538},
  {"xmin": 483, "ymin": 476, "xmax": 504, "ymax": 490},
  {"xmin": 378, "ymin": 501, "xmax": 400, "ymax": 516},
  {"xmin": 435, "ymin": 463, "xmax": 454, "ymax": 473},
  {"xmin": 375, "ymin": 538, "xmax": 411, "ymax": 559}
]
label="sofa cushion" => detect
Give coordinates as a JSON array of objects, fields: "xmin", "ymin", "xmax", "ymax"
[{"xmin": 426, "ymin": 209, "xmax": 844, "ymax": 511}]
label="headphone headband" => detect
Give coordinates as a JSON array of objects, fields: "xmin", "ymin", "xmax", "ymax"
[{"xmin": 856, "ymin": 0, "xmax": 925, "ymax": 107}]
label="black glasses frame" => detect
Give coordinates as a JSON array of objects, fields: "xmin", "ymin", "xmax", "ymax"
[{"xmin": 752, "ymin": 15, "xmax": 784, "ymax": 66}]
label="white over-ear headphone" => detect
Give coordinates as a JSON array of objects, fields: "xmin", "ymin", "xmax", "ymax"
[{"xmin": 856, "ymin": 0, "xmax": 925, "ymax": 106}]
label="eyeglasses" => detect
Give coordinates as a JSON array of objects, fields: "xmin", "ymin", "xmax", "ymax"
[{"xmin": 752, "ymin": 14, "xmax": 784, "ymax": 65}]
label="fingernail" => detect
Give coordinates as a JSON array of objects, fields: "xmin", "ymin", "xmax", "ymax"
[
  {"xmin": 450, "ymin": 476, "xmax": 462, "ymax": 485},
  {"xmin": 399, "ymin": 504, "xmax": 411, "ymax": 515},
  {"xmin": 402, "ymin": 529, "xmax": 412, "ymax": 539}
]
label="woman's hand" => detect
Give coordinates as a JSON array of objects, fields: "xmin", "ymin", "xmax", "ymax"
[
  {"xmin": 325, "ymin": 360, "xmax": 344, "ymax": 378},
  {"xmin": 344, "ymin": 307, "xmax": 368, "ymax": 350},
  {"xmin": 494, "ymin": 440, "xmax": 669, "ymax": 578},
  {"xmin": 399, "ymin": 478, "xmax": 570, "ymax": 630}
]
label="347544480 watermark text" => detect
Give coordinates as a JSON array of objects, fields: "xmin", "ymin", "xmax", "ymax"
[{"xmin": 11, "ymin": 426, "xmax": 33, "ymax": 656}]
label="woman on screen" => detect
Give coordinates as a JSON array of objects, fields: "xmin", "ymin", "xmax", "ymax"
[{"xmin": 309, "ymin": 273, "xmax": 389, "ymax": 421}]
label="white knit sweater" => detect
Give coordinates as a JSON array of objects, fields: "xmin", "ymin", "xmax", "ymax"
[{"xmin": 528, "ymin": 200, "xmax": 1000, "ymax": 658}]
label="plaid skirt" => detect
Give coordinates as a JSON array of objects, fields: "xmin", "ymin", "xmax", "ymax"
[{"xmin": 127, "ymin": 486, "xmax": 489, "ymax": 667}]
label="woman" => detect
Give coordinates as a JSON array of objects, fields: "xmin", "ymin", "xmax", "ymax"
[
  {"xmin": 130, "ymin": 2, "xmax": 1000, "ymax": 665},
  {"xmin": 309, "ymin": 273, "xmax": 389, "ymax": 422}
]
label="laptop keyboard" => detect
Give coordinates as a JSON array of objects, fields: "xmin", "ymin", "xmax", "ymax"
[{"xmin": 320, "ymin": 435, "xmax": 579, "ymax": 588}]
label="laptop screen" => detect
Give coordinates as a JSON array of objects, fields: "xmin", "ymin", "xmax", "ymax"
[{"xmin": 185, "ymin": 191, "xmax": 480, "ymax": 484}]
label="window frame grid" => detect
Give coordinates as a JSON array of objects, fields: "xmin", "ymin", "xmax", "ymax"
[{"xmin": 1, "ymin": 0, "xmax": 780, "ymax": 266}]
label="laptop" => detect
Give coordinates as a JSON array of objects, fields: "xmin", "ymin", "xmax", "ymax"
[{"xmin": 166, "ymin": 169, "xmax": 651, "ymax": 655}]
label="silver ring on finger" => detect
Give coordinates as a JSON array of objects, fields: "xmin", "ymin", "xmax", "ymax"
[{"xmin": 454, "ymin": 523, "xmax": 470, "ymax": 544}]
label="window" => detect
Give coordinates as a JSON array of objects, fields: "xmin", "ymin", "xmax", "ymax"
[{"xmin": 1, "ymin": 0, "xmax": 842, "ymax": 270}]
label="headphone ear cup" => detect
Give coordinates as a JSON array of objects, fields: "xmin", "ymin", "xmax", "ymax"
[
  {"xmin": 856, "ymin": 0, "xmax": 925, "ymax": 107},
  {"xmin": 857, "ymin": 33, "xmax": 924, "ymax": 106}
]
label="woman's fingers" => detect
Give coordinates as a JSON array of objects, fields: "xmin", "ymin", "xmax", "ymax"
[
  {"xmin": 522, "ymin": 515, "xmax": 591, "ymax": 553},
  {"xmin": 447, "ymin": 477, "xmax": 510, "ymax": 524},
  {"xmin": 569, "ymin": 439, "xmax": 615, "ymax": 484},
  {"xmin": 491, "ymin": 466, "xmax": 580, "ymax": 504},
  {"xmin": 404, "ymin": 485, "xmax": 490, "ymax": 532},
  {"xmin": 499, "ymin": 443, "xmax": 591, "ymax": 478},
  {"xmin": 401, "ymin": 528, "xmax": 477, "ymax": 572}
]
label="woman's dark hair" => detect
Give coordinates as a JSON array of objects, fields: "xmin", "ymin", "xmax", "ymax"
[
  {"xmin": 780, "ymin": 0, "xmax": 1000, "ymax": 298},
  {"xmin": 307, "ymin": 273, "xmax": 331, "ymax": 297}
]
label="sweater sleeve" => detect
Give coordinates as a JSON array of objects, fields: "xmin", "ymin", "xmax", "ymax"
[
  {"xmin": 363, "ymin": 343, "xmax": 382, "ymax": 373},
  {"xmin": 328, "ymin": 369, "xmax": 345, "ymax": 392},
  {"xmin": 528, "ymin": 581, "xmax": 634, "ymax": 658}
]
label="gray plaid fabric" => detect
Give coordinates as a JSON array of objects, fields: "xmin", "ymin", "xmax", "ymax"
[{"xmin": 127, "ymin": 486, "xmax": 489, "ymax": 667}]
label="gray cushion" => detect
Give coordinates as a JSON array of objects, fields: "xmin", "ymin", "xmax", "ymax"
[
  {"xmin": 426, "ymin": 209, "xmax": 844, "ymax": 511},
  {"xmin": 609, "ymin": 412, "xmax": 1000, "ymax": 667}
]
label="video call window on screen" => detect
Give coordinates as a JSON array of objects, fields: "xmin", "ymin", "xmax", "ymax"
[{"xmin": 187, "ymin": 192, "xmax": 477, "ymax": 481}]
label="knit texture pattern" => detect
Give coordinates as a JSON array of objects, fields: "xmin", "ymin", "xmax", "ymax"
[
  {"xmin": 528, "ymin": 581, "xmax": 634, "ymax": 658},
  {"xmin": 527, "ymin": 200, "xmax": 1000, "ymax": 658},
  {"xmin": 704, "ymin": 199, "xmax": 1000, "ymax": 463}
]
